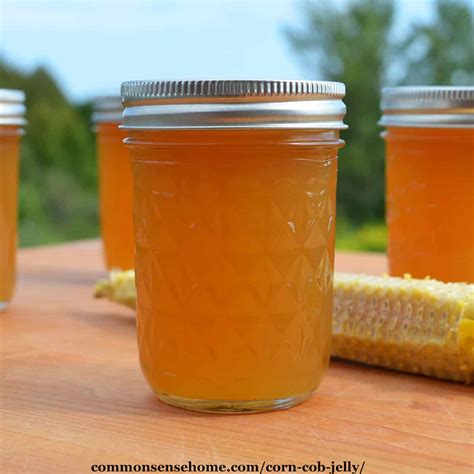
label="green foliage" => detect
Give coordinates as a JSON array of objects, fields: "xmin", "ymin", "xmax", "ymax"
[
  {"xmin": 0, "ymin": 61, "xmax": 98, "ymax": 246},
  {"xmin": 401, "ymin": 1, "xmax": 474, "ymax": 85},
  {"xmin": 336, "ymin": 219, "xmax": 387, "ymax": 253}
]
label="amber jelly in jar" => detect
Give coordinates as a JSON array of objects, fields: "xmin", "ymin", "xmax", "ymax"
[
  {"xmin": 0, "ymin": 90, "xmax": 26, "ymax": 311},
  {"xmin": 380, "ymin": 87, "xmax": 474, "ymax": 283},
  {"xmin": 121, "ymin": 80, "xmax": 347, "ymax": 413},
  {"xmin": 93, "ymin": 96, "xmax": 134, "ymax": 270}
]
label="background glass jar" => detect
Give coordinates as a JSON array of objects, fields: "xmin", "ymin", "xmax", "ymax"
[
  {"xmin": 0, "ymin": 89, "xmax": 26, "ymax": 311},
  {"xmin": 121, "ymin": 80, "xmax": 347, "ymax": 413},
  {"xmin": 93, "ymin": 96, "xmax": 134, "ymax": 270},
  {"xmin": 380, "ymin": 87, "xmax": 474, "ymax": 283}
]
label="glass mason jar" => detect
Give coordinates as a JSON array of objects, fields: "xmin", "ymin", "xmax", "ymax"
[
  {"xmin": 93, "ymin": 96, "xmax": 134, "ymax": 270},
  {"xmin": 0, "ymin": 90, "xmax": 26, "ymax": 311},
  {"xmin": 380, "ymin": 87, "xmax": 474, "ymax": 283},
  {"xmin": 121, "ymin": 80, "xmax": 347, "ymax": 413}
]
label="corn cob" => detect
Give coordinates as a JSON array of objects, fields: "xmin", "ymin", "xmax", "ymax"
[
  {"xmin": 95, "ymin": 269, "xmax": 136, "ymax": 309},
  {"xmin": 95, "ymin": 270, "xmax": 474, "ymax": 383},
  {"xmin": 333, "ymin": 273, "xmax": 473, "ymax": 383}
]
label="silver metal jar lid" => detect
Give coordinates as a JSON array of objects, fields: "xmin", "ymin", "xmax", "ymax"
[
  {"xmin": 120, "ymin": 80, "xmax": 347, "ymax": 130},
  {"xmin": 380, "ymin": 86, "xmax": 474, "ymax": 128},
  {"xmin": 92, "ymin": 95, "xmax": 123, "ymax": 124},
  {"xmin": 0, "ymin": 89, "xmax": 26, "ymax": 126}
]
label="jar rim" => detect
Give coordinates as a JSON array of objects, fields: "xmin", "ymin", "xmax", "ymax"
[
  {"xmin": 92, "ymin": 95, "xmax": 123, "ymax": 124},
  {"xmin": 120, "ymin": 80, "xmax": 347, "ymax": 130},
  {"xmin": 379, "ymin": 86, "xmax": 474, "ymax": 128},
  {"xmin": 0, "ymin": 89, "xmax": 26, "ymax": 126}
]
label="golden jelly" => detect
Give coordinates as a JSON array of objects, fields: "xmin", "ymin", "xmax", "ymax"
[
  {"xmin": 121, "ymin": 80, "xmax": 347, "ymax": 413},
  {"xmin": 93, "ymin": 96, "xmax": 134, "ymax": 270},
  {"xmin": 0, "ymin": 90, "xmax": 25, "ymax": 311},
  {"xmin": 381, "ymin": 87, "xmax": 474, "ymax": 283}
]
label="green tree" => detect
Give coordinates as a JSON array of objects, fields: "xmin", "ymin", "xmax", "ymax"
[
  {"xmin": 401, "ymin": 0, "xmax": 474, "ymax": 85},
  {"xmin": 286, "ymin": 0, "xmax": 395, "ymax": 224}
]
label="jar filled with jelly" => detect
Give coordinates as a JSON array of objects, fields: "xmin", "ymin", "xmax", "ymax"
[
  {"xmin": 93, "ymin": 96, "xmax": 134, "ymax": 270},
  {"xmin": 0, "ymin": 89, "xmax": 26, "ymax": 310},
  {"xmin": 380, "ymin": 87, "xmax": 474, "ymax": 283},
  {"xmin": 121, "ymin": 80, "xmax": 347, "ymax": 412}
]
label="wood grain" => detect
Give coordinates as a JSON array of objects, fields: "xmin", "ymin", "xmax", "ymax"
[{"xmin": 1, "ymin": 241, "xmax": 472, "ymax": 473}]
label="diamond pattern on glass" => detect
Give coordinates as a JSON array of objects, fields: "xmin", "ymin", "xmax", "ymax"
[{"xmin": 133, "ymin": 149, "xmax": 337, "ymax": 401}]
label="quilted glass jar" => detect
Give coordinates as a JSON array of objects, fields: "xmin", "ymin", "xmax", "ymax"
[
  {"xmin": 121, "ymin": 80, "xmax": 347, "ymax": 412},
  {"xmin": 380, "ymin": 87, "xmax": 474, "ymax": 283},
  {"xmin": 0, "ymin": 90, "xmax": 25, "ymax": 311},
  {"xmin": 93, "ymin": 96, "xmax": 134, "ymax": 270}
]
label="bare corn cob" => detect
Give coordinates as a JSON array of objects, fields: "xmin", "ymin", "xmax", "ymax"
[
  {"xmin": 333, "ymin": 273, "xmax": 474, "ymax": 383},
  {"xmin": 95, "ymin": 270, "xmax": 474, "ymax": 383}
]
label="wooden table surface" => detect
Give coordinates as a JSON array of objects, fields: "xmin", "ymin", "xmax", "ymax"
[{"xmin": 1, "ymin": 241, "xmax": 472, "ymax": 474}]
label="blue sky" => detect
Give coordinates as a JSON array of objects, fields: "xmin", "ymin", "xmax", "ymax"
[{"xmin": 0, "ymin": 0, "xmax": 435, "ymax": 102}]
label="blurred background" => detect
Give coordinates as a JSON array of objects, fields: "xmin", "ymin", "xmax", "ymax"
[{"xmin": 0, "ymin": 0, "xmax": 472, "ymax": 250}]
